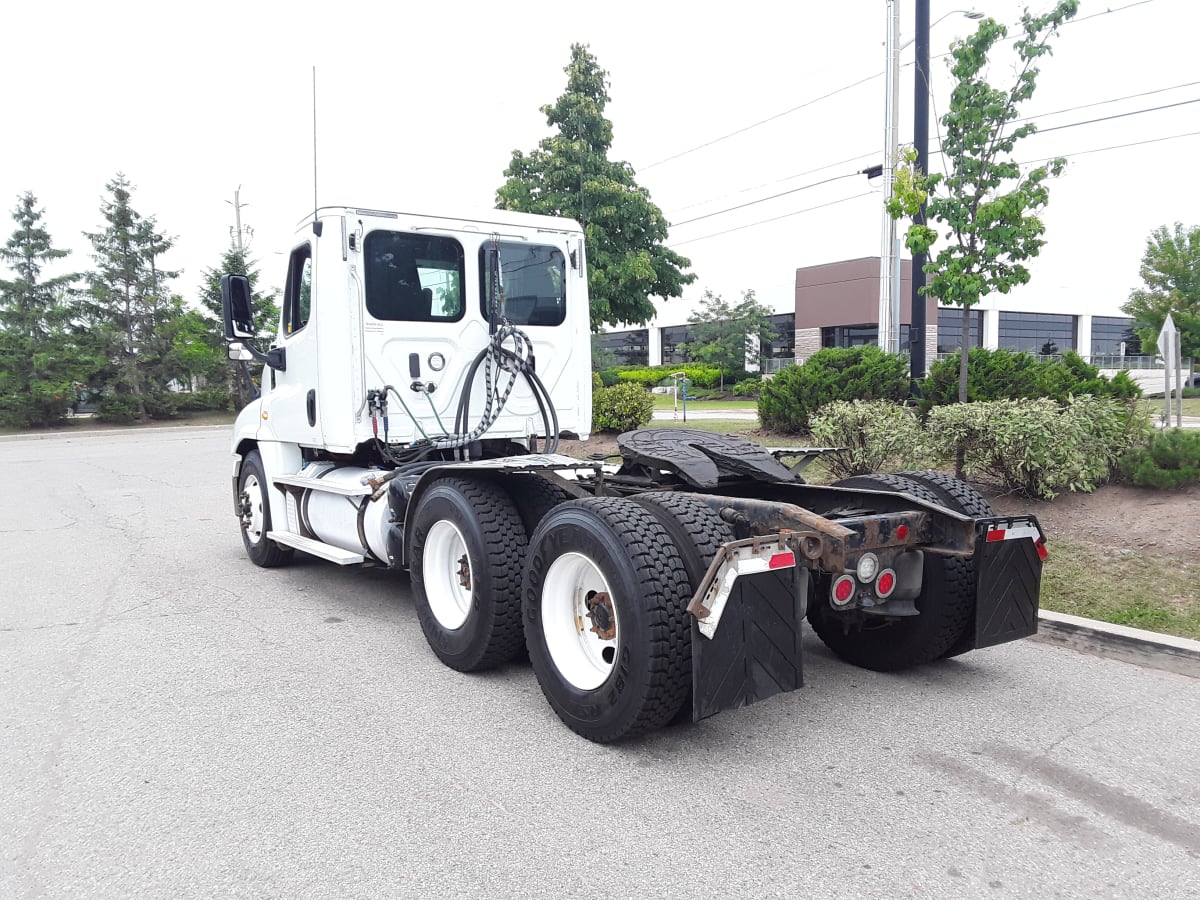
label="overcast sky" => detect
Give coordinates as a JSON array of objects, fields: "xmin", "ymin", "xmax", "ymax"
[{"xmin": 2, "ymin": 0, "xmax": 1196, "ymax": 327}]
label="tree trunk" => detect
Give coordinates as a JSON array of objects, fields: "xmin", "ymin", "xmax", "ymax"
[{"xmin": 956, "ymin": 306, "xmax": 970, "ymax": 479}]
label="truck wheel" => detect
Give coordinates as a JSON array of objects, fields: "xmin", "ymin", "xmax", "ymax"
[
  {"xmin": 806, "ymin": 474, "xmax": 973, "ymax": 671},
  {"xmin": 237, "ymin": 450, "xmax": 294, "ymax": 568},
  {"xmin": 523, "ymin": 498, "xmax": 692, "ymax": 742},
  {"xmin": 500, "ymin": 473, "xmax": 571, "ymax": 536},
  {"xmin": 897, "ymin": 470, "xmax": 994, "ymax": 659},
  {"xmin": 634, "ymin": 491, "xmax": 735, "ymax": 725},
  {"xmin": 409, "ymin": 477, "xmax": 528, "ymax": 672}
]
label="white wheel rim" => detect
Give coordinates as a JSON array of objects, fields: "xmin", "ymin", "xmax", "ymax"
[
  {"xmin": 423, "ymin": 520, "xmax": 473, "ymax": 630},
  {"xmin": 541, "ymin": 552, "xmax": 619, "ymax": 691},
  {"xmin": 242, "ymin": 473, "xmax": 266, "ymax": 546}
]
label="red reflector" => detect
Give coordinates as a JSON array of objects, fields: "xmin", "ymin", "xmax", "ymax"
[
  {"xmin": 986, "ymin": 530, "xmax": 1006, "ymax": 542},
  {"xmin": 768, "ymin": 552, "xmax": 796, "ymax": 570},
  {"xmin": 896, "ymin": 524, "xmax": 908, "ymax": 540},
  {"xmin": 833, "ymin": 576, "xmax": 855, "ymax": 603},
  {"xmin": 877, "ymin": 571, "xmax": 895, "ymax": 595},
  {"xmin": 1035, "ymin": 539, "xmax": 1048, "ymax": 560}
]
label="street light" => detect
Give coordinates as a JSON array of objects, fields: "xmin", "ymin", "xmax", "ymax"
[{"xmin": 878, "ymin": 6, "xmax": 982, "ymax": 360}]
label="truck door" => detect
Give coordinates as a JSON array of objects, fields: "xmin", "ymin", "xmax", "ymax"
[{"xmin": 263, "ymin": 242, "xmax": 324, "ymax": 446}]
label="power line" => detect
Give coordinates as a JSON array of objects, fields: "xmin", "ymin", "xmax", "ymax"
[
  {"xmin": 670, "ymin": 172, "xmax": 859, "ymax": 228},
  {"xmin": 665, "ymin": 151, "xmax": 877, "ymax": 216},
  {"xmin": 637, "ymin": 0, "xmax": 1157, "ymax": 175},
  {"xmin": 665, "ymin": 80, "xmax": 1196, "ymax": 220},
  {"xmin": 668, "ymin": 192, "xmax": 876, "ymax": 248},
  {"xmin": 638, "ymin": 71, "xmax": 881, "ymax": 172},
  {"xmin": 667, "ymin": 128, "xmax": 1200, "ymax": 251},
  {"xmin": 1030, "ymin": 97, "xmax": 1200, "ymax": 136}
]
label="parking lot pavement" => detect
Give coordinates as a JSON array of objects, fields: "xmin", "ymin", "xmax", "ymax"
[{"xmin": 2, "ymin": 426, "xmax": 1198, "ymax": 899}]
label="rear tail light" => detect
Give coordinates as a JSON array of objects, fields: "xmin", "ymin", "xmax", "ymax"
[
  {"xmin": 876, "ymin": 568, "xmax": 897, "ymax": 599},
  {"xmin": 831, "ymin": 574, "xmax": 856, "ymax": 607}
]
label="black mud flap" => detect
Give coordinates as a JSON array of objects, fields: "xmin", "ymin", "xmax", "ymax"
[
  {"xmin": 974, "ymin": 516, "xmax": 1045, "ymax": 649},
  {"xmin": 692, "ymin": 569, "xmax": 805, "ymax": 722}
]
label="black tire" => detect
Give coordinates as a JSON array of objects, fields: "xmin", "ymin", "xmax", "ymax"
[
  {"xmin": 409, "ymin": 477, "xmax": 528, "ymax": 672},
  {"xmin": 237, "ymin": 450, "xmax": 294, "ymax": 568},
  {"xmin": 634, "ymin": 491, "xmax": 736, "ymax": 725},
  {"xmin": 500, "ymin": 473, "xmax": 572, "ymax": 536},
  {"xmin": 523, "ymin": 497, "xmax": 693, "ymax": 743},
  {"xmin": 897, "ymin": 470, "xmax": 993, "ymax": 659},
  {"xmin": 806, "ymin": 474, "xmax": 973, "ymax": 671}
]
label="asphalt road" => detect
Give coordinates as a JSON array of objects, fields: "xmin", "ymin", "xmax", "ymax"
[{"xmin": 2, "ymin": 426, "xmax": 1198, "ymax": 900}]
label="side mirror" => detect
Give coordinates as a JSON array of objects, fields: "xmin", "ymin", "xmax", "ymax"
[
  {"xmin": 221, "ymin": 274, "xmax": 255, "ymax": 340},
  {"xmin": 227, "ymin": 341, "xmax": 254, "ymax": 362}
]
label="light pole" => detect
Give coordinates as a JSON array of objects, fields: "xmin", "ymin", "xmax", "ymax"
[
  {"xmin": 878, "ymin": 6, "xmax": 982, "ymax": 362},
  {"xmin": 908, "ymin": 4, "xmax": 982, "ymax": 383}
]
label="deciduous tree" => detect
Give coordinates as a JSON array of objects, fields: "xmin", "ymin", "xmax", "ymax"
[
  {"xmin": 497, "ymin": 43, "xmax": 694, "ymax": 328},
  {"xmin": 684, "ymin": 289, "xmax": 776, "ymax": 390},
  {"xmin": 889, "ymin": 0, "xmax": 1078, "ymax": 403},
  {"xmin": 1122, "ymin": 223, "xmax": 1200, "ymax": 370}
]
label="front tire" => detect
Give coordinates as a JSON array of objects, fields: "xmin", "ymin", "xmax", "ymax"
[
  {"xmin": 523, "ymin": 498, "xmax": 692, "ymax": 743},
  {"xmin": 409, "ymin": 477, "xmax": 528, "ymax": 672},
  {"xmin": 807, "ymin": 474, "xmax": 973, "ymax": 671},
  {"xmin": 237, "ymin": 450, "xmax": 293, "ymax": 568}
]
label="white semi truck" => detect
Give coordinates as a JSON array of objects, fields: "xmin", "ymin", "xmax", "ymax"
[{"xmin": 222, "ymin": 205, "xmax": 1047, "ymax": 743}]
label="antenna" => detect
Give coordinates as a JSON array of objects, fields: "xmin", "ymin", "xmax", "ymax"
[{"xmin": 312, "ymin": 65, "xmax": 322, "ymax": 237}]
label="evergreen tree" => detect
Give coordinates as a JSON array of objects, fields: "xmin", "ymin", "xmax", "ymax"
[
  {"xmin": 0, "ymin": 193, "xmax": 84, "ymax": 426},
  {"xmin": 82, "ymin": 174, "xmax": 182, "ymax": 421},
  {"xmin": 497, "ymin": 44, "xmax": 694, "ymax": 328},
  {"xmin": 197, "ymin": 245, "xmax": 280, "ymax": 406}
]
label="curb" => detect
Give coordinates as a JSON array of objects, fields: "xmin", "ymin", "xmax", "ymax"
[
  {"xmin": 0, "ymin": 424, "xmax": 232, "ymax": 443},
  {"xmin": 1032, "ymin": 610, "xmax": 1200, "ymax": 679}
]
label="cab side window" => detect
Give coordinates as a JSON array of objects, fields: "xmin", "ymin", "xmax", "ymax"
[{"xmin": 284, "ymin": 244, "xmax": 313, "ymax": 335}]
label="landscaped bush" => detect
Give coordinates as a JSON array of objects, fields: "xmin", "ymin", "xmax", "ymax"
[
  {"xmin": 730, "ymin": 377, "xmax": 764, "ymax": 398},
  {"xmin": 809, "ymin": 400, "xmax": 931, "ymax": 479},
  {"xmin": 926, "ymin": 396, "xmax": 1145, "ymax": 499},
  {"xmin": 1120, "ymin": 428, "xmax": 1200, "ymax": 490},
  {"xmin": 918, "ymin": 348, "xmax": 1141, "ymax": 415},
  {"xmin": 597, "ymin": 364, "xmax": 726, "ymax": 390},
  {"xmin": 592, "ymin": 382, "xmax": 654, "ymax": 433},
  {"xmin": 758, "ymin": 346, "xmax": 908, "ymax": 433}
]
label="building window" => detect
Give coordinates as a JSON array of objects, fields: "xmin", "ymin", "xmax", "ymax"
[
  {"xmin": 661, "ymin": 325, "xmax": 697, "ymax": 364},
  {"xmin": 762, "ymin": 313, "xmax": 796, "ymax": 359},
  {"xmin": 594, "ymin": 329, "xmax": 649, "ymax": 366},
  {"xmin": 936, "ymin": 307, "xmax": 983, "ymax": 354},
  {"xmin": 997, "ymin": 311, "xmax": 1076, "ymax": 355},
  {"xmin": 1091, "ymin": 316, "xmax": 1140, "ymax": 357},
  {"xmin": 820, "ymin": 324, "xmax": 910, "ymax": 350}
]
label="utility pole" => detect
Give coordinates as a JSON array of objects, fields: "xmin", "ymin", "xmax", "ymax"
[
  {"xmin": 228, "ymin": 186, "xmax": 253, "ymax": 253},
  {"xmin": 910, "ymin": 0, "xmax": 931, "ymax": 384},
  {"xmin": 878, "ymin": 0, "xmax": 901, "ymax": 355}
]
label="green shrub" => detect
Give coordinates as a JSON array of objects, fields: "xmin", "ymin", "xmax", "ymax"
[
  {"xmin": 601, "ymin": 364, "xmax": 726, "ymax": 390},
  {"xmin": 591, "ymin": 372, "xmax": 603, "ymax": 393},
  {"xmin": 758, "ymin": 346, "xmax": 908, "ymax": 433},
  {"xmin": 1120, "ymin": 429, "xmax": 1200, "ymax": 489},
  {"xmin": 730, "ymin": 377, "xmax": 764, "ymax": 398},
  {"xmin": 97, "ymin": 393, "xmax": 142, "ymax": 423},
  {"xmin": 918, "ymin": 348, "xmax": 1142, "ymax": 415},
  {"xmin": 809, "ymin": 400, "xmax": 932, "ymax": 479},
  {"xmin": 592, "ymin": 382, "xmax": 654, "ymax": 433},
  {"xmin": 926, "ymin": 396, "xmax": 1143, "ymax": 499},
  {"xmin": 176, "ymin": 388, "xmax": 234, "ymax": 412}
]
